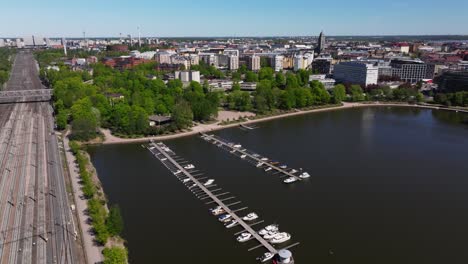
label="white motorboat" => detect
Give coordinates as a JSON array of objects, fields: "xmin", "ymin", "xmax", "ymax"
[
  {"xmin": 210, "ymin": 206, "xmax": 222, "ymax": 212},
  {"xmin": 263, "ymin": 230, "xmax": 279, "ymax": 240},
  {"xmin": 283, "ymin": 177, "xmax": 298, "ymax": 184},
  {"xmin": 236, "ymin": 232, "xmax": 252, "ymax": 243},
  {"xmin": 256, "ymin": 162, "xmax": 264, "ymax": 168},
  {"xmin": 279, "ymin": 165, "xmax": 287, "ymax": 169},
  {"xmin": 261, "ymin": 158, "xmax": 269, "ymax": 161},
  {"xmin": 212, "ymin": 208, "xmax": 225, "ymax": 216},
  {"xmin": 242, "ymin": 213, "xmax": 259, "ymax": 221},
  {"xmin": 204, "ymin": 179, "xmax": 215, "ymax": 186},
  {"xmin": 184, "ymin": 164, "xmax": 195, "ymax": 170},
  {"xmin": 225, "ymin": 220, "xmax": 238, "ymax": 228},
  {"xmin": 218, "ymin": 214, "xmax": 232, "ymax": 222},
  {"xmin": 190, "ymin": 184, "xmax": 197, "ymax": 188},
  {"xmin": 174, "ymin": 170, "xmax": 182, "ymax": 175},
  {"xmin": 182, "ymin": 178, "xmax": 191, "ymax": 183},
  {"xmin": 289, "ymin": 169, "xmax": 298, "ymax": 174},
  {"xmin": 161, "ymin": 158, "xmax": 167, "ymax": 161},
  {"xmin": 264, "ymin": 167, "xmax": 272, "ymax": 172},
  {"xmin": 233, "ymin": 144, "xmax": 242, "ymax": 148},
  {"xmin": 241, "ymin": 155, "xmax": 247, "ymax": 159},
  {"xmin": 258, "ymin": 225, "xmax": 279, "ymax": 236},
  {"xmin": 299, "ymin": 172, "xmax": 310, "ymax": 179},
  {"xmin": 257, "ymin": 252, "xmax": 275, "ymax": 262},
  {"xmin": 269, "ymin": 232, "xmax": 291, "ymax": 244}
]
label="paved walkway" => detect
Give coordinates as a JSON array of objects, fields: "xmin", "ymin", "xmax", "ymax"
[
  {"xmin": 100, "ymin": 102, "xmax": 468, "ymax": 145},
  {"xmin": 63, "ymin": 134, "xmax": 104, "ymax": 264}
]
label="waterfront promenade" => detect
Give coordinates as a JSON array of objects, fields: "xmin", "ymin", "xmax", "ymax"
[{"xmin": 100, "ymin": 102, "xmax": 468, "ymax": 145}]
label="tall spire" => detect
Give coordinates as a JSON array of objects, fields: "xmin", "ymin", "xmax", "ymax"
[{"xmin": 316, "ymin": 30, "xmax": 326, "ymax": 55}]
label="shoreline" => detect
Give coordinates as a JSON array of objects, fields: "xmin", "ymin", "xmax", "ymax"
[{"xmin": 99, "ymin": 102, "xmax": 467, "ymax": 145}]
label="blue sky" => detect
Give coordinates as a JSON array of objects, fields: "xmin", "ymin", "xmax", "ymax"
[{"xmin": 1, "ymin": 0, "xmax": 467, "ymax": 37}]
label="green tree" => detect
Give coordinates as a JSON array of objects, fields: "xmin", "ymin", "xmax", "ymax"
[
  {"xmin": 275, "ymin": 72, "xmax": 286, "ymax": 88},
  {"xmin": 172, "ymin": 100, "xmax": 193, "ymax": 129},
  {"xmin": 311, "ymin": 83, "xmax": 331, "ymax": 104},
  {"xmin": 350, "ymin": 85, "xmax": 365, "ymax": 101},
  {"xmin": 285, "ymin": 73, "xmax": 300, "ymax": 89},
  {"xmin": 332, "ymin": 84, "xmax": 346, "ymax": 103},
  {"xmin": 106, "ymin": 205, "xmax": 124, "ymax": 236},
  {"xmin": 245, "ymin": 71, "xmax": 258, "ymax": 82},
  {"xmin": 71, "ymin": 97, "xmax": 99, "ymax": 140},
  {"xmin": 103, "ymin": 247, "xmax": 128, "ymax": 264},
  {"xmin": 258, "ymin": 67, "xmax": 274, "ymax": 81}
]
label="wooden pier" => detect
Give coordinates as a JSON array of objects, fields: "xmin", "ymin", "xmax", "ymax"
[
  {"xmin": 200, "ymin": 133, "xmax": 304, "ymax": 182},
  {"xmin": 148, "ymin": 141, "xmax": 280, "ymax": 255}
]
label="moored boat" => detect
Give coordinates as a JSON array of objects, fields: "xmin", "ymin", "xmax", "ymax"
[
  {"xmin": 283, "ymin": 177, "xmax": 298, "ymax": 184},
  {"xmin": 242, "ymin": 212, "xmax": 259, "ymax": 221},
  {"xmin": 218, "ymin": 214, "xmax": 232, "ymax": 222},
  {"xmin": 258, "ymin": 224, "xmax": 279, "ymax": 235},
  {"xmin": 257, "ymin": 252, "xmax": 275, "ymax": 262},
  {"xmin": 225, "ymin": 220, "xmax": 238, "ymax": 228},
  {"xmin": 236, "ymin": 232, "xmax": 252, "ymax": 242},
  {"xmin": 269, "ymin": 232, "xmax": 291, "ymax": 244}
]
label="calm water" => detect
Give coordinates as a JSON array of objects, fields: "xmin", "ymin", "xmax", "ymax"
[{"xmin": 88, "ymin": 107, "xmax": 468, "ymax": 264}]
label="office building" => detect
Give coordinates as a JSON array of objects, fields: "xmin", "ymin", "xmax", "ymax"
[
  {"xmin": 389, "ymin": 59, "xmax": 435, "ymax": 83},
  {"xmin": 334, "ymin": 61, "xmax": 378, "ymax": 86},
  {"xmin": 312, "ymin": 57, "xmax": 332, "ymax": 74}
]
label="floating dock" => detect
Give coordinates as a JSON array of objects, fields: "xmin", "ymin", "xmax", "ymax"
[
  {"xmin": 200, "ymin": 133, "xmax": 306, "ymax": 183},
  {"xmin": 147, "ymin": 141, "xmax": 300, "ymax": 259}
]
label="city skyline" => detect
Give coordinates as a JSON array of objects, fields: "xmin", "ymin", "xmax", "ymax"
[{"xmin": 1, "ymin": 0, "xmax": 468, "ymax": 38}]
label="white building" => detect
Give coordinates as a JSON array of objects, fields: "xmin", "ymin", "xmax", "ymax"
[
  {"xmin": 309, "ymin": 74, "xmax": 336, "ymax": 90},
  {"xmin": 156, "ymin": 51, "xmax": 174, "ymax": 64},
  {"xmin": 249, "ymin": 55, "xmax": 261, "ymax": 71},
  {"xmin": 229, "ymin": 55, "xmax": 239, "ymax": 71},
  {"xmin": 334, "ymin": 62, "xmax": 378, "ymax": 86},
  {"xmin": 294, "ymin": 55, "xmax": 305, "ymax": 71},
  {"xmin": 240, "ymin": 82, "xmax": 257, "ymax": 91},
  {"xmin": 208, "ymin": 79, "xmax": 234, "ymax": 91},
  {"xmin": 174, "ymin": 70, "xmax": 201, "ymax": 83},
  {"xmin": 294, "ymin": 53, "xmax": 314, "ymax": 71},
  {"xmin": 273, "ymin": 55, "xmax": 284, "ymax": 72}
]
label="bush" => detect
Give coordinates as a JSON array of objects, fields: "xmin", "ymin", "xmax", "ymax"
[{"xmin": 103, "ymin": 247, "xmax": 128, "ymax": 264}]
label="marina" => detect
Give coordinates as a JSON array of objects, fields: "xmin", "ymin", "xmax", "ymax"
[
  {"xmin": 147, "ymin": 141, "xmax": 299, "ymax": 261},
  {"xmin": 88, "ymin": 107, "xmax": 468, "ymax": 264},
  {"xmin": 201, "ymin": 133, "xmax": 308, "ymax": 183}
]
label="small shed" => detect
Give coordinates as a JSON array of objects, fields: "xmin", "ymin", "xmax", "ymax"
[{"xmin": 149, "ymin": 115, "xmax": 172, "ymax": 127}]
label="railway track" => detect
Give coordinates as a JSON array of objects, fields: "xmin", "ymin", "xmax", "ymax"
[{"xmin": 0, "ymin": 51, "xmax": 81, "ymax": 263}]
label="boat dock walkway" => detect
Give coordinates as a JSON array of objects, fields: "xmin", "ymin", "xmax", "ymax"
[
  {"xmin": 200, "ymin": 133, "xmax": 304, "ymax": 182},
  {"xmin": 148, "ymin": 141, "xmax": 285, "ymax": 256}
]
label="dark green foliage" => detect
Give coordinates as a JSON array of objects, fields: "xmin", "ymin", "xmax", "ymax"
[
  {"xmin": 435, "ymin": 91, "xmax": 468, "ymax": 107},
  {"xmin": 0, "ymin": 48, "xmax": 16, "ymax": 85},
  {"xmin": 106, "ymin": 205, "xmax": 124, "ymax": 236},
  {"xmin": 172, "ymin": 100, "xmax": 193, "ymax": 129}
]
